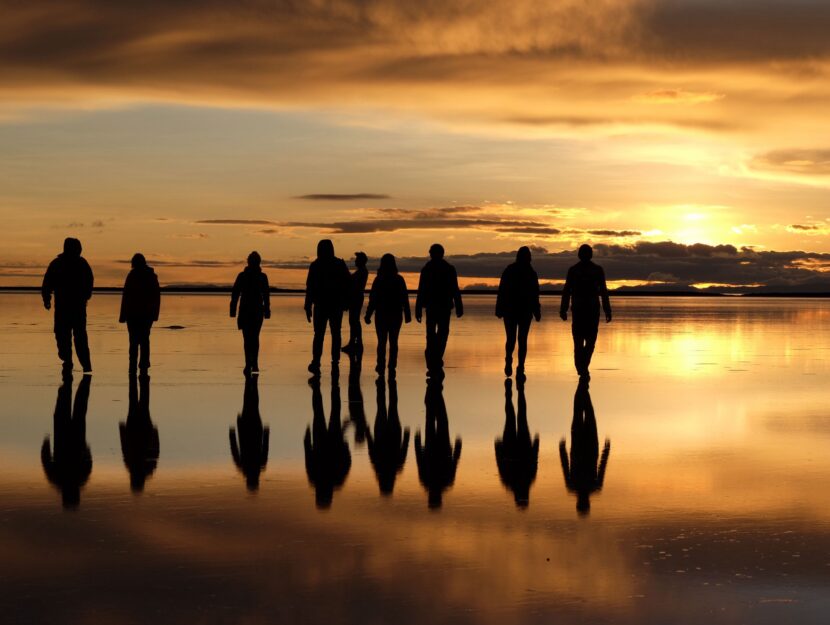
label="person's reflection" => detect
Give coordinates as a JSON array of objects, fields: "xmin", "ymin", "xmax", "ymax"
[
  {"xmin": 41, "ymin": 373, "xmax": 92, "ymax": 509},
  {"xmin": 559, "ymin": 380, "xmax": 610, "ymax": 515},
  {"xmin": 495, "ymin": 378, "xmax": 539, "ymax": 508},
  {"xmin": 415, "ymin": 380, "xmax": 461, "ymax": 508},
  {"xmin": 119, "ymin": 373, "xmax": 160, "ymax": 493},
  {"xmin": 304, "ymin": 377, "xmax": 351, "ymax": 508},
  {"xmin": 229, "ymin": 373, "xmax": 270, "ymax": 491},
  {"xmin": 345, "ymin": 352, "xmax": 367, "ymax": 447},
  {"xmin": 367, "ymin": 378, "xmax": 410, "ymax": 496}
]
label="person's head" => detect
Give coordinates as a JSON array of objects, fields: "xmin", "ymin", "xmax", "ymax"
[
  {"xmin": 247, "ymin": 250, "xmax": 261, "ymax": 268},
  {"xmin": 578, "ymin": 244, "xmax": 593, "ymax": 261},
  {"xmin": 429, "ymin": 243, "xmax": 444, "ymax": 260},
  {"xmin": 577, "ymin": 492, "xmax": 591, "ymax": 516},
  {"xmin": 317, "ymin": 239, "xmax": 335, "ymax": 260},
  {"xmin": 354, "ymin": 251, "xmax": 368, "ymax": 268},
  {"xmin": 131, "ymin": 253, "xmax": 147, "ymax": 269},
  {"xmin": 63, "ymin": 237, "xmax": 82, "ymax": 257},
  {"xmin": 378, "ymin": 253, "xmax": 398, "ymax": 277},
  {"xmin": 516, "ymin": 246, "xmax": 532, "ymax": 265}
]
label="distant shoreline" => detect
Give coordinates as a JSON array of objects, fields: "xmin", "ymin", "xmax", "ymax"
[{"xmin": 2, "ymin": 286, "xmax": 829, "ymax": 298}]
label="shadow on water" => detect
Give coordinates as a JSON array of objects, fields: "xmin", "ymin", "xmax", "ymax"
[
  {"xmin": 495, "ymin": 378, "xmax": 539, "ymax": 508},
  {"xmin": 229, "ymin": 374, "xmax": 269, "ymax": 491},
  {"xmin": 559, "ymin": 380, "xmax": 610, "ymax": 516},
  {"xmin": 345, "ymin": 353, "xmax": 368, "ymax": 447},
  {"xmin": 119, "ymin": 374, "xmax": 160, "ymax": 493},
  {"xmin": 304, "ymin": 376, "xmax": 351, "ymax": 509},
  {"xmin": 41, "ymin": 373, "xmax": 92, "ymax": 509},
  {"xmin": 415, "ymin": 379, "xmax": 462, "ymax": 509},
  {"xmin": 366, "ymin": 377, "xmax": 410, "ymax": 496}
]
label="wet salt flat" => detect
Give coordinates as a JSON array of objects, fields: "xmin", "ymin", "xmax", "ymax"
[{"xmin": 1, "ymin": 293, "xmax": 830, "ymax": 624}]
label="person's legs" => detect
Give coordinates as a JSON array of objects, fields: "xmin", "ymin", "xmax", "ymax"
[
  {"xmin": 375, "ymin": 322, "xmax": 388, "ymax": 374},
  {"xmin": 72, "ymin": 308, "xmax": 91, "ymax": 372},
  {"xmin": 583, "ymin": 325, "xmax": 599, "ymax": 374},
  {"xmin": 311, "ymin": 308, "xmax": 327, "ymax": 368},
  {"xmin": 503, "ymin": 317, "xmax": 517, "ymax": 375},
  {"xmin": 424, "ymin": 310, "xmax": 437, "ymax": 371},
  {"xmin": 243, "ymin": 320, "xmax": 262, "ymax": 371},
  {"xmin": 388, "ymin": 321, "xmax": 401, "ymax": 374},
  {"xmin": 435, "ymin": 311, "xmax": 451, "ymax": 368},
  {"xmin": 139, "ymin": 321, "xmax": 152, "ymax": 370},
  {"xmin": 127, "ymin": 321, "xmax": 140, "ymax": 372},
  {"xmin": 516, "ymin": 315, "xmax": 532, "ymax": 372},
  {"xmin": 54, "ymin": 309, "xmax": 74, "ymax": 368},
  {"xmin": 347, "ymin": 306, "xmax": 362, "ymax": 350},
  {"xmin": 329, "ymin": 310, "xmax": 343, "ymax": 363},
  {"xmin": 572, "ymin": 325, "xmax": 585, "ymax": 375}
]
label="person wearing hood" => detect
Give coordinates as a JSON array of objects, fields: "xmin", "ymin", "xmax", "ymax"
[
  {"xmin": 42, "ymin": 237, "xmax": 94, "ymax": 374},
  {"xmin": 230, "ymin": 251, "xmax": 271, "ymax": 375},
  {"xmin": 364, "ymin": 253, "xmax": 411, "ymax": 379},
  {"xmin": 496, "ymin": 246, "xmax": 541, "ymax": 381},
  {"xmin": 119, "ymin": 253, "xmax": 161, "ymax": 375},
  {"xmin": 304, "ymin": 239, "xmax": 351, "ymax": 376}
]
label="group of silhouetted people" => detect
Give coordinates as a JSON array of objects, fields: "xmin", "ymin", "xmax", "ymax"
[{"xmin": 41, "ymin": 237, "xmax": 612, "ymax": 382}]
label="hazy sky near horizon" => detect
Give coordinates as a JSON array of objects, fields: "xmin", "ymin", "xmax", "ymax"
[{"xmin": 1, "ymin": 0, "xmax": 829, "ymax": 288}]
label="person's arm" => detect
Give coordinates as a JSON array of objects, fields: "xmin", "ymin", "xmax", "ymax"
[
  {"xmin": 364, "ymin": 279, "xmax": 377, "ymax": 323},
  {"xmin": 304, "ymin": 264, "xmax": 315, "ymax": 322},
  {"xmin": 400, "ymin": 276, "xmax": 412, "ymax": 323},
  {"xmin": 151, "ymin": 273, "xmax": 161, "ymax": 322},
  {"xmin": 559, "ymin": 439, "xmax": 571, "ymax": 487},
  {"xmin": 400, "ymin": 428, "xmax": 411, "ymax": 464},
  {"xmin": 415, "ymin": 268, "xmax": 424, "ymax": 322},
  {"xmin": 261, "ymin": 427, "xmax": 270, "ymax": 467},
  {"xmin": 599, "ymin": 267, "xmax": 612, "ymax": 322},
  {"xmin": 229, "ymin": 428, "xmax": 241, "ymax": 468},
  {"xmin": 41, "ymin": 261, "xmax": 54, "ymax": 310},
  {"xmin": 559, "ymin": 268, "xmax": 572, "ymax": 321},
  {"xmin": 451, "ymin": 266, "xmax": 463, "ymax": 317},
  {"xmin": 119, "ymin": 274, "xmax": 130, "ymax": 323},
  {"xmin": 230, "ymin": 273, "xmax": 242, "ymax": 318},
  {"xmin": 261, "ymin": 274, "xmax": 271, "ymax": 320},
  {"xmin": 495, "ymin": 268, "xmax": 507, "ymax": 318},
  {"xmin": 532, "ymin": 269, "xmax": 541, "ymax": 322},
  {"xmin": 83, "ymin": 259, "xmax": 94, "ymax": 301},
  {"xmin": 597, "ymin": 439, "xmax": 611, "ymax": 489}
]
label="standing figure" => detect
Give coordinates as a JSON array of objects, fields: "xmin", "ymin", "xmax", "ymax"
[
  {"xmin": 495, "ymin": 378, "xmax": 539, "ymax": 508},
  {"xmin": 559, "ymin": 380, "xmax": 610, "ymax": 515},
  {"xmin": 496, "ymin": 246, "xmax": 541, "ymax": 380},
  {"xmin": 366, "ymin": 378, "xmax": 410, "ymax": 496},
  {"xmin": 364, "ymin": 254, "xmax": 411, "ymax": 379},
  {"xmin": 41, "ymin": 374, "xmax": 92, "ymax": 508},
  {"xmin": 343, "ymin": 252, "xmax": 369, "ymax": 356},
  {"xmin": 229, "ymin": 373, "xmax": 270, "ymax": 491},
  {"xmin": 119, "ymin": 253, "xmax": 160, "ymax": 375},
  {"xmin": 304, "ymin": 377, "xmax": 351, "ymax": 508},
  {"xmin": 41, "ymin": 237, "xmax": 94, "ymax": 374},
  {"xmin": 414, "ymin": 380, "xmax": 462, "ymax": 508},
  {"xmin": 559, "ymin": 244, "xmax": 612, "ymax": 380},
  {"xmin": 230, "ymin": 251, "xmax": 271, "ymax": 375},
  {"xmin": 415, "ymin": 244, "xmax": 463, "ymax": 378},
  {"xmin": 304, "ymin": 240, "xmax": 350, "ymax": 376},
  {"xmin": 119, "ymin": 373, "xmax": 160, "ymax": 493}
]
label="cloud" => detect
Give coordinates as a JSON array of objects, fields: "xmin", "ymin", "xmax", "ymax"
[
  {"xmin": 787, "ymin": 223, "xmax": 830, "ymax": 235},
  {"xmin": 633, "ymin": 89, "xmax": 724, "ymax": 105},
  {"xmin": 295, "ymin": 193, "xmax": 390, "ymax": 201},
  {"xmin": 196, "ymin": 219, "xmax": 278, "ymax": 225},
  {"xmin": 751, "ymin": 150, "xmax": 830, "ymax": 177}
]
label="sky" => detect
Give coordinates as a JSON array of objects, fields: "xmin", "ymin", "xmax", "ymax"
[{"xmin": 1, "ymin": 0, "xmax": 829, "ymax": 290}]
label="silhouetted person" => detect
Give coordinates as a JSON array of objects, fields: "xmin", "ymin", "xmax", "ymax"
[
  {"xmin": 304, "ymin": 377, "xmax": 351, "ymax": 508},
  {"xmin": 495, "ymin": 379, "xmax": 539, "ymax": 508},
  {"xmin": 119, "ymin": 253, "xmax": 160, "ymax": 374},
  {"xmin": 305, "ymin": 240, "xmax": 351, "ymax": 376},
  {"xmin": 343, "ymin": 251, "xmax": 369, "ymax": 355},
  {"xmin": 559, "ymin": 380, "xmax": 610, "ymax": 516},
  {"xmin": 364, "ymin": 253, "xmax": 411, "ymax": 378},
  {"xmin": 230, "ymin": 251, "xmax": 271, "ymax": 375},
  {"xmin": 496, "ymin": 246, "xmax": 541, "ymax": 380},
  {"xmin": 119, "ymin": 373, "xmax": 159, "ymax": 493},
  {"xmin": 345, "ymin": 353, "xmax": 368, "ymax": 446},
  {"xmin": 415, "ymin": 380, "xmax": 461, "ymax": 508},
  {"xmin": 559, "ymin": 244, "xmax": 612, "ymax": 380},
  {"xmin": 366, "ymin": 378, "xmax": 410, "ymax": 496},
  {"xmin": 229, "ymin": 373, "xmax": 270, "ymax": 491},
  {"xmin": 41, "ymin": 373, "xmax": 92, "ymax": 508},
  {"xmin": 42, "ymin": 237, "xmax": 93, "ymax": 373},
  {"xmin": 415, "ymin": 244, "xmax": 463, "ymax": 378}
]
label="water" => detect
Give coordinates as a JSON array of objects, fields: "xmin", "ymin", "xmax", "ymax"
[{"xmin": 1, "ymin": 293, "xmax": 829, "ymax": 624}]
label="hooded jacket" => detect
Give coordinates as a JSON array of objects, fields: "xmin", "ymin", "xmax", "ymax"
[
  {"xmin": 230, "ymin": 266, "xmax": 270, "ymax": 329},
  {"xmin": 120, "ymin": 266, "xmax": 161, "ymax": 324},
  {"xmin": 42, "ymin": 242, "xmax": 94, "ymax": 310}
]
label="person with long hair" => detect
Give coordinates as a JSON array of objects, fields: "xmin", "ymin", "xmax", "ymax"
[
  {"xmin": 364, "ymin": 253, "xmax": 411, "ymax": 379},
  {"xmin": 230, "ymin": 251, "xmax": 271, "ymax": 375},
  {"xmin": 496, "ymin": 246, "xmax": 541, "ymax": 381}
]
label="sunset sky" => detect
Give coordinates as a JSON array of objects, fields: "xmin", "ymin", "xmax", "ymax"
[{"xmin": 1, "ymin": 0, "xmax": 829, "ymax": 289}]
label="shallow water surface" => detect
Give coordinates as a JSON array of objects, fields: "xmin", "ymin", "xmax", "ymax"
[{"xmin": 1, "ymin": 294, "xmax": 829, "ymax": 624}]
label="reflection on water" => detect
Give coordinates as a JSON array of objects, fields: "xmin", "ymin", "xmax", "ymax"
[
  {"xmin": 41, "ymin": 373, "xmax": 92, "ymax": 508},
  {"xmin": 229, "ymin": 374, "xmax": 269, "ymax": 491},
  {"xmin": 559, "ymin": 380, "xmax": 610, "ymax": 515},
  {"xmin": 3, "ymin": 294, "xmax": 830, "ymax": 623},
  {"xmin": 495, "ymin": 378, "xmax": 539, "ymax": 508}
]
